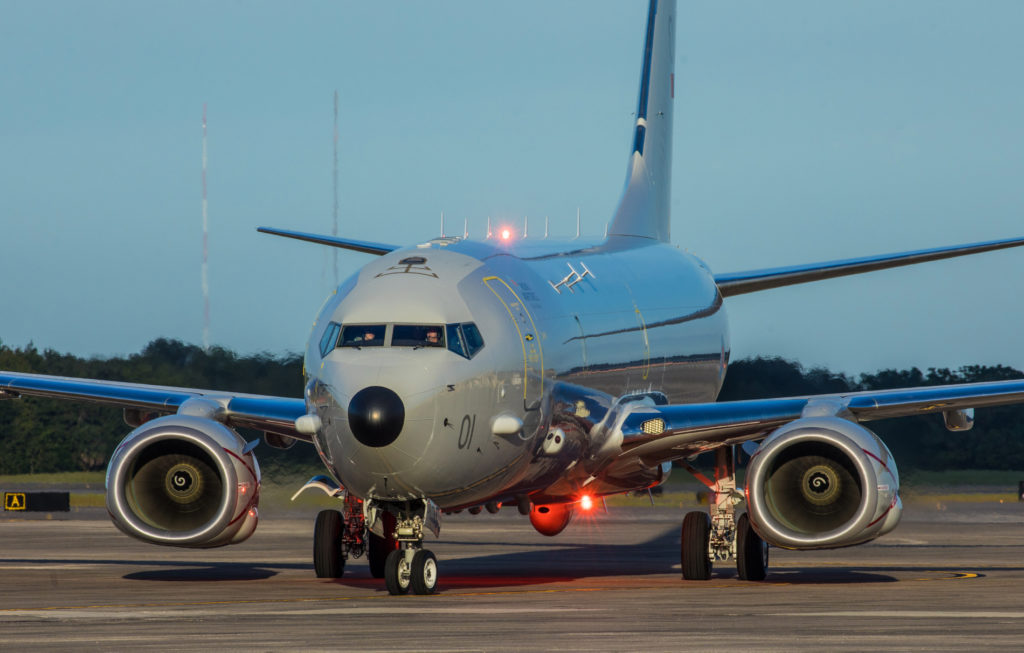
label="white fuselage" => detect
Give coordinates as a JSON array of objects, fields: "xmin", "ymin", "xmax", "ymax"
[{"xmin": 304, "ymin": 235, "xmax": 728, "ymax": 509}]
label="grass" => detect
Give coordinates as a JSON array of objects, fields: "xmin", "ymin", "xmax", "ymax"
[
  {"xmin": 901, "ymin": 468, "xmax": 1024, "ymax": 487},
  {"xmin": 0, "ymin": 471, "xmax": 105, "ymax": 486},
  {"xmin": 70, "ymin": 493, "xmax": 106, "ymax": 508}
]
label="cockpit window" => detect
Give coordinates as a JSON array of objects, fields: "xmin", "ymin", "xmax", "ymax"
[
  {"xmin": 461, "ymin": 323, "xmax": 484, "ymax": 357},
  {"xmin": 392, "ymin": 324, "xmax": 444, "ymax": 348},
  {"xmin": 340, "ymin": 324, "xmax": 386, "ymax": 347},
  {"xmin": 333, "ymin": 322, "xmax": 483, "ymax": 357},
  {"xmin": 446, "ymin": 322, "xmax": 485, "ymax": 359},
  {"xmin": 319, "ymin": 322, "xmax": 341, "ymax": 357},
  {"xmin": 445, "ymin": 324, "xmax": 465, "ymax": 358}
]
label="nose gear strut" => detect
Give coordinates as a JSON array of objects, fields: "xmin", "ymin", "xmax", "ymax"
[{"xmin": 377, "ymin": 499, "xmax": 442, "ymax": 595}]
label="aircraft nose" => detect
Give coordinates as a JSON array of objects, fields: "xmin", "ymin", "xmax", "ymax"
[{"xmin": 348, "ymin": 385, "xmax": 405, "ymax": 447}]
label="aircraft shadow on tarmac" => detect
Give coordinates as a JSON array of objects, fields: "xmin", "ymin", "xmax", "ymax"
[
  {"xmin": 4, "ymin": 525, "xmax": 1016, "ymax": 587},
  {"xmin": 0, "ymin": 557, "xmax": 306, "ymax": 582},
  {"xmin": 322, "ymin": 526, "xmax": 958, "ymax": 590},
  {"xmin": 122, "ymin": 565, "xmax": 282, "ymax": 581}
]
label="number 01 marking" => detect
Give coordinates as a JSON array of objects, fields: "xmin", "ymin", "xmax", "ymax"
[{"xmin": 458, "ymin": 414, "xmax": 476, "ymax": 449}]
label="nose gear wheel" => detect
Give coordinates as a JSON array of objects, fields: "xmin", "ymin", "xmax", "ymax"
[
  {"xmin": 384, "ymin": 549, "xmax": 411, "ymax": 595},
  {"xmin": 410, "ymin": 550, "xmax": 438, "ymax": 595}
]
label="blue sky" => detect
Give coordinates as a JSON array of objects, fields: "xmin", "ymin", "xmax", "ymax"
[{"xmin": 2, "ymin": 1, "xmax": 1023, "ymax": 375}]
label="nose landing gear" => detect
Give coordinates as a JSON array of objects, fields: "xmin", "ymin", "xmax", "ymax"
[
  {"xmin": 384, "ymin": 511, "xmax": 439, "ymax": 595},
  {"xmin": 384, "ymin": 547, "xmax": 437, "ymax": 595}
]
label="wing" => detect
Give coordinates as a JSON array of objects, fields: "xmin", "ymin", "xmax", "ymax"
[
  {"xmin": 714, "ymin": 235, "xmax": 1024, "ymax": 297},
  {"xmin": 257, "ymin": 226, "xmax": 399, "ymax": 256},
  {"xmin": 606, "ymin": 379, "xmax": 1024, "ymax": 468},
  {"xmin": 0, "ymin": 371, "xmax": 309, "ymax": 441}
]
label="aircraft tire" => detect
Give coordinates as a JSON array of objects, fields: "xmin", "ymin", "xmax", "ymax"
[
  {"xmin": 410, "ymin": 549, "xmax": 438, "ymax": 595},
  {"xmin": 384, "ymin": 549, "xmax": 411, "ymax": 595},
  {"xmin": 680, "ymin": 511, "xmax": 712, "ymax": 580},
  {"xmin": 313, "ymin": 509, "xmax": 345, "ymax": 578},
  {"xmin": 736, "ymin": 512, "xmax": 769, "ymax": 581},
  {"xmin": 368, "ymin": 511, "xmax": 397, "ymax": 579}
]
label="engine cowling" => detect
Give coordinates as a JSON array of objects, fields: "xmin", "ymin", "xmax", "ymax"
[
  {"xmin": 529, "ymin": 503, "xmax": 574, "ymax": 536},
  {"xmin": 105, "ymin": 415, "xmax": 261, "ymax": 548},
  {"xmin": 745, "ymin": 416, "xmax": 901, "ymax": 550}
]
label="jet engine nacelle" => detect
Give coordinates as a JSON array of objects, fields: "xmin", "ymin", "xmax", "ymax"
[
  {"xmin": 529, "ymin": 503, "xmax": 574, "ymax": 536},
  {"xmin": 105, "ymin": 415, "xmax": 261, "ymax": 548},
  {"xmin": 745, "ymin": 416, "xmax": 901, "ymax": 550}
]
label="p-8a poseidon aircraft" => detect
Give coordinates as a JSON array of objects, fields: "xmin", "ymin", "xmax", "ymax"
[{"xmin": 5, "ymin": 0, "xmax": 1024, "ymax": 595}]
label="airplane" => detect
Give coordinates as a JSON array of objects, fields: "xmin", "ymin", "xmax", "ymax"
[{"xmin": 4, "ymin": 0, "xmax": 1024, "ymax": 596}]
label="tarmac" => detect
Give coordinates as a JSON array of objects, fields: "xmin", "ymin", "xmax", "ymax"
[{"xmin": 2, "ymin": 501, "xmax": 1024, "ymax": 651}]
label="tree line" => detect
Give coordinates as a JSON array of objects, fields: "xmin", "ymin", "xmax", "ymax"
[{"xmin": 1, "ymin": 338, "xmax": 1023, "ymax": 474}]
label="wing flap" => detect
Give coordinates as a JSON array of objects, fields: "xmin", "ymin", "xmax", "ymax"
[{"xmin": 611, "ymin": 378, "xmax": 1024, "ymax": 468}]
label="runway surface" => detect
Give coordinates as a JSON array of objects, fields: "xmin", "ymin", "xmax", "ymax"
[{"xmin": 2, "ymin": 502, "xmax": 1024, "ymax": 651}]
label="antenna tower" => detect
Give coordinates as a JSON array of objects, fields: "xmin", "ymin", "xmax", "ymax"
[
  {"xmin": 201, "ymin": 103, "xmax": 210, "ymax": 351},
  {"xmin": 332, "ymin": 90, "xmax": 339, "ymax": 286}
]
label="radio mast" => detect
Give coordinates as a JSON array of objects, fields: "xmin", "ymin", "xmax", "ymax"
[
  {"xmin": 201, "ymin": 104, "xmax": 210, "ymax": 352},
  {"xmin": 332, "ymin": 90, "xmax": 339, "ymax": 287}
]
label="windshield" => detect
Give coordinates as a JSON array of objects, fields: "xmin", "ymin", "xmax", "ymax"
[
  {"xmin": 392, "ymin": 324, "xmax": 444, "ymax": 348},
  {"xmin": 339, "ymin": 324, "xmax": 386, "ymax": 347}
]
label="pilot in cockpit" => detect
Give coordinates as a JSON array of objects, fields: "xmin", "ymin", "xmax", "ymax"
[{"xmin": 424, "ymin": 329, "xmax": 441, "ymax": 346}]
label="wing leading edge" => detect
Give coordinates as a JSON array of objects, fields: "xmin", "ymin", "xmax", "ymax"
[
  {"xmin": 714, "ymin": 235, "xmax": 1024, "ymax": 297},
  {"xmin": 0, "ymin": 371, "xmax": 309, "ymax": 441},
  {"xmin": 610, "ymin": 379, "xmax": 1024, "ymax": 468}
]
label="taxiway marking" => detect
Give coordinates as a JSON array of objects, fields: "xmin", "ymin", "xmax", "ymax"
[{"xmin": 774, "ymin": 610, "xmax": 1024, "ymax": 619}]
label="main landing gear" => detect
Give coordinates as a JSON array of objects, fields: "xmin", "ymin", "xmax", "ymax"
[
  {"xmin": 679, "ymin": 446, "xmax": 769, "ymax": 581},
  {"xmin": 313, "ymin": 494, "xmax": 367, "ymax": 579}
]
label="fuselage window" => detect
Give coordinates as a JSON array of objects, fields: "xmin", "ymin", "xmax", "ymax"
[
  {"xmin": 340, "ymin": 324, "xmax": 386, "ymax": 347},
  {"xmin": 319, "ymin": 322, "xmax": 341, "ymax": 357},
  {"xmin": 393, "ymin": 324, "xmax": 444, "ymax": 348}
]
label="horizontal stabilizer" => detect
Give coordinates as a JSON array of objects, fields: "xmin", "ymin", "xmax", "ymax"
[
  {"xmin": 257, "ymin": 227, "xmax": 398, "ymax": 256},
  {"xmin": 715, "ymin": 235, "xmax": 1024, "ymax": 297}
]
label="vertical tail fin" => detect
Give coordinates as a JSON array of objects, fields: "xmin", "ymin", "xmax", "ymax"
[{"xmin": 608, "ymin": 0, "xmax": 676, "ymax": 243}]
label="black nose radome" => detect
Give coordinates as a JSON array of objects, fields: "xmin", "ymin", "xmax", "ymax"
[{"xmin": 348, "ymin": 386, "xmax": 405, "ymax": 447}]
